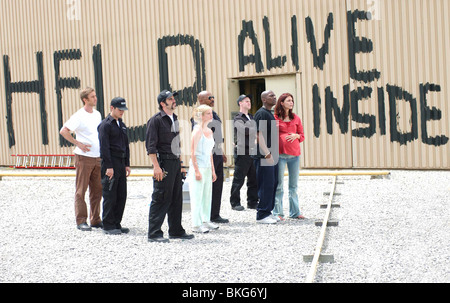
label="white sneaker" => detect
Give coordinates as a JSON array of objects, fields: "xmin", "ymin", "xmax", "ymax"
[
  {"xmin": 257, "ymin": 216, "xmax": 277, "ymax": 224},
  {"xmin": 192, "ymin": 225, "xmax": 209, "ymax": 233},
  {"xmin": 271, "ymin": 215, "xmax": 282, "ymax": 222},
  {"xmin": 203, "ymin": 222, "xmax": 219, "ymax": 230}
]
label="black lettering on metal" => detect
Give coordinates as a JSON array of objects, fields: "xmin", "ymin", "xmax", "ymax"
[
  {"xmin": 158, "ymin": 34, "xmax": 206, "ymax": 106},
  {"xmin": 93, "ymin": 44, "xmax": 105, "ymax": 119},
  {"xmin": 54, "ymin": 49, "xmax": 82, "ymax": 147},
  {"xmin": 325, "ymin": 85, "xmax": 350, "ymax": 135},
  {"xmin": 263, "ymin": 16, "xmax": 287, "ymax": 70},
  {"xmin": 347, "ymin": 10, "xmax": 380, "ymax": 82},
  {"xmin": 3, "ymin": 52, "xmax": 48, "ymax": 147},
  {"xmin": 419, "ymin": 83, "xmax": 449, "ymax": 146},
  {"xmin": 238, "ymin": 20, "xmax": 264, "ymax": 73},
  {"xmin": 377, "ymin": 87, "xmax": 386, "ymax": 135},
  {"xmin": 351, "ymin": 86, "xmax": 376, "ymax": 138},
  {"xmin": 305, "ymin": 13, "xmax": 334, "ymax": 70},
  {"xmin": 291, "ymin": 15, "xmax": 299, "ymax": 71},
  {"xmin": 313, "ymin": 84, "xmax": 321, "ymax": 138},
  {"xmin": 386, "ymin": 84, "xmax": 418, "ymax": 145}
]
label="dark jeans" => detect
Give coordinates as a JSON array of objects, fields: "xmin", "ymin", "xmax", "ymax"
[
  {"xmin": 148, "ymin": 159, "xmax": 185, "ymax": 238},
  {"xmin": 101, "ymin": 157, "xmax": 127, "ymax": 231},
  {"xmin": 230, "ymin": 155, "xmax": 258, "ymax": 208},
  {"xmin": 210, "ymin": 154, "xmax": 224, "ymax": 220},
  {"xmin": 254, "ymin": 158, "xmax": 278, "ymax": 220}
]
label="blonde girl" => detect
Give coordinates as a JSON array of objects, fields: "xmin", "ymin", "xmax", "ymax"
[{"xmin": 188, "ymin": 105, "xmax": 218, "ymax": 233}]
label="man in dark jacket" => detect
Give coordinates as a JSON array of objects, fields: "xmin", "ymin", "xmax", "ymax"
[
  {"xmin": 98, "ymin": 97, "xmax": 131, "ymax": 235},
  {"xmin": 230, "ymin": 94, "xmax": 259, "ymax": 211}
]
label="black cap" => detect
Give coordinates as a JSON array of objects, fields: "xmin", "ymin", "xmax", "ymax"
[
  {"xmin": 158, "ymin": 90, "xmax": 179, "ymax": 103},
  {"xmin": 237, "ymin": 94, "xmax": 251, "ymax": 106},
  {"xmin": 111, "ymin": 97, "xmax": 128, "ymax": 110}
]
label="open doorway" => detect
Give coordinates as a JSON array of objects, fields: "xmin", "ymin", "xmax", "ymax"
[
  {"xmin": 238, "ymin": 78, "xmax": 266, "ymax": 115},
  {"xmin": 226, "ymin": 74, "xmax": 301, "ymax": 167},
  {"xmin": 228, "ymin": 75, "xmax": 298, "ymax": 117}
]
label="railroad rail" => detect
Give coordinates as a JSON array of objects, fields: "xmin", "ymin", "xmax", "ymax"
[
  {"xmin": 304, "ymin": 175, "xmax": 338, "ymax": 283},
  {"xmin": 302, "ymin": 171, "xmax": 390, "ymax": 283}
]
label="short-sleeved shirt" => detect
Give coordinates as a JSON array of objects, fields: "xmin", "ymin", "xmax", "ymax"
[
  {"xmin": 146, "ymin": 111, "xmax": 181, "ymax": 156},
  {"xmin": 253, "ymin": 106, "xmax": 278, "ymax": 159},
  {"xmin": 63, "ymin": 108, "xmax": 102, "ymax": 158},
  {"xmin": 275, "ymin": 114, "xmax": 305, "ymax": 157},
  {"xmin": 98, "ymin": 115, "xmax": 130, "ymax": 168}
]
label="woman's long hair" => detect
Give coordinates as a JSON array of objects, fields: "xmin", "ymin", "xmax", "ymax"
[{"xmin": 274, "ymin": 93, "xmax": 294, "ymax": 120}]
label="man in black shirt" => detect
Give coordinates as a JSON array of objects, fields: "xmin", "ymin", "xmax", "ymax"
[
  {"xmin": 98, "ymin": 97, "xmax": 131, "ymax": 235},
  {"xmin": 253, "ymin": 90, "xmax": 279, "ymax": 224},
  {"xmin": 146, "ymin": 90, "xmax": 194, "ymax": 243},
  {"xmin": 230, "ymin": 95, "xmax": 259, "ymax": 210}
]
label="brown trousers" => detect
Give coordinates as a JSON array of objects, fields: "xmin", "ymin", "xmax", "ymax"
[{"xmin": 74, "ymin": 154, "xmax": 102, "ymax": 226}]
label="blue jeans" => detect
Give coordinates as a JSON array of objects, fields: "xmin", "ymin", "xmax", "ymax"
[{"xmin": 273, "ymin": 154, "xmax": 301, "ymax": 218}]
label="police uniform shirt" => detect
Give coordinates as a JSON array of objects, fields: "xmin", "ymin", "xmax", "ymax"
[
  {"xmin": 146, "ymin": 110, "xmax": 181, "ymax": 156},
  {"xmin": 98, "ymin": 114, "xmax": 130, "ymax": 168}
]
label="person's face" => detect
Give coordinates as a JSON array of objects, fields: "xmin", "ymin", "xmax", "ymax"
[
  {"xmin": 240, "ymin": 97, "xmax": 251, "ymax": 111},
  {"xmin": 205, "ymin": 94, "xmax": 214, "ymax": 107},
  {"xmin": 203, "ymin": 109, "xmax": 213, "ymax": 123},
  {"xmin": 282, "ymin": 96, "xmax": 294, "ymax": 110},
  {"xmin": 164, "ymin": 96, "xmax": 177, "ymax": 110},
  {"xmin": 111, "ymin": 106, "xmax": 125, "ymax": 120},
  {"xmin": 266, "ymin": 91, "xmax": 277, "ymax": 106},
  {"xmin": 83, "ymin": 91, "xmax": 97, "ymax": 107}
]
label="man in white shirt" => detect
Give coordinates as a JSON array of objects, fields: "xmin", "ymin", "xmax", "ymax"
[{"xmin": 60, "ymin": 87, "xmax": 103, "ymax": 231}]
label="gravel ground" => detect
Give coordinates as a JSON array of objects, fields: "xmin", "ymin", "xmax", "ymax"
[{"xmin": 0, "ymin": 168, "xmax": 448, "ymax": 283}]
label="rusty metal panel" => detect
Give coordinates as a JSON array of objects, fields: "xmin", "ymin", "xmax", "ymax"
[{"xmin": 0, "ymin": 0, "xmax": 448, "ymax": 169}]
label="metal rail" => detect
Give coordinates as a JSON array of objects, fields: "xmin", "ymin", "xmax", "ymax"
[{"xmin": 305, "ymin": 175, "xmax": 337, "ymax": 283}]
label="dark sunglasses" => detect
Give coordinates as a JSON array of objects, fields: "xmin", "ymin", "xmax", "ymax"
[{"xmin": 208, "ymin": 96, "xmax": 215, "ymax": 100}]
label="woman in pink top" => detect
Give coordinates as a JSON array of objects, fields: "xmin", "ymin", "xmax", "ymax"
[{"xmin": 273, "ymin": 93, "xmax": 305, "ymax": 220}]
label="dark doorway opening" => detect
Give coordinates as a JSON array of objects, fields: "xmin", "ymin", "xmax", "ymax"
[{"xmin": 239, "ymin": 78, "xmax": 266, "ymax": 115}]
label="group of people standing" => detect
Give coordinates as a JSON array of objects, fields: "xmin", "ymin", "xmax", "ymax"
[
  {"xmin": 229, "ymin": 91, "xmax": 305, "ymax": 225},
  {"xmin": 61, "ymin": 86, "xmax": 304, "ymax": 243}
]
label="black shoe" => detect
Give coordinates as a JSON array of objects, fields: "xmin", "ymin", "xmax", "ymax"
[
  {"xmin": 120, "ymin": 227, "xmax": 130, "ymax": 234},
  {"xmin": 232, "ymin": 205, "xmax": 245, "ymax": 211},
  {"xmin": 211, "ymin": 216, "xmax": 229, "ymax": 223},
  {"xmin": 148, "ymin": 237, "xmax": 170, "ymax": 243},
  {"xmin": 91, "ymin": 222, "xmax": 103, "ymax": 229},
  {"xmin": 77, "ymin": 223, "xmax": 92, "ymax": 231},
  {"xmin": 169, "ymin": 232, "xmax": 194, "ymax": 240},
  {"xmin": 103, "ymin": 229, "xmax": 122, "ymax": 235}
]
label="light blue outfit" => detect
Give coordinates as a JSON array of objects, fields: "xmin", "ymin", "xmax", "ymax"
[
  {"xmin": 188, "ymin": 126, "xmax": 215, "ymax": 227},
  {"xmin": 273, "ymin": 154, "xmax": 301, "ymax": 218}
]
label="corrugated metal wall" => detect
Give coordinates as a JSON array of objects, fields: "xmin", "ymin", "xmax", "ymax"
[{"xmin": 0, "ymin": 0, "xmax": 448, "ymax": 169}]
